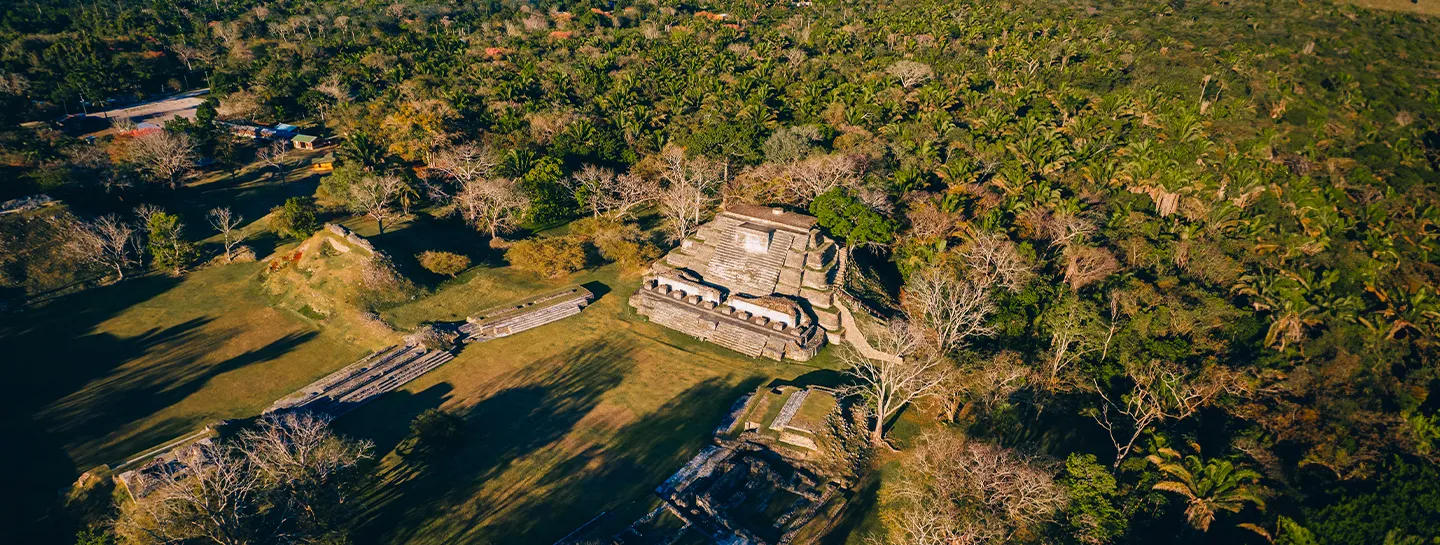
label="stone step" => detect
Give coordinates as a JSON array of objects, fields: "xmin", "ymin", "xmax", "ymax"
[
  {"xmin": 708, "ymin": 323, "xmax": 768, "ymax": 358},
  {"xmin": 470, "ymin": 300, "xmax": 584, "ymax": 339},
  {"xmin": 322, "ymin": 345, "xmax": 419, "ymax": 397}
]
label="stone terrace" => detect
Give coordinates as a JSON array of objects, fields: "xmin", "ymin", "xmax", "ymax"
[{"xmin": 632, "ymin": 206, "xmax": 841, "ymax": 361}]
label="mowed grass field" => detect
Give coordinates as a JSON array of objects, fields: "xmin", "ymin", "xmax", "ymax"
[
  {"xmin": 1344, "ymin": 0, "xmax": 1440, "ymax": 15},
  {"xmin": 0, "ymin": 258, "xmax": 379, "ymax": 538},
  {"xmin": 1, "ymin": 204, "xmax": 836, "ymax": 544},
  {"xmin": 338, "ymin": 261, "xmax": 831, "ymax": 545}
]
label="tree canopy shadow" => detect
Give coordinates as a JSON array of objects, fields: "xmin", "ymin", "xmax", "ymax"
[
  {"xmin": 581, "ymin": 280, "xmax": 611, "ymax": 302},
  {"xmin": 358, "ymin": 214, "xmax": 492, "ymax": 289},
  {"xmin": 352, "ymin": 339, "xmax": 636, "ymax": 545},
  {"xmin": 334, "ymin": 382, "xmax": 456, "ymax": 465},
  {"xmin": 445, "ymin": 375, "xmax": 769, "ymax": 545},
  {"xmin": 0, "ymin": 316, "xmax": 314, "ymax": 545}
]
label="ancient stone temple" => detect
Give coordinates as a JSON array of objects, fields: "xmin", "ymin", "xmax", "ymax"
[{"xmin": 630, "ymin": 204, "xmax": 841, "ymax": 361}]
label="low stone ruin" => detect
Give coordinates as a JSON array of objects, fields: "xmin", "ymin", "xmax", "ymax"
[
  {"xmin": 459, "ymin": 285, "xmax": 594, "ymax": 341},
  {"xmin": 578, "ymin": 386, "xmax": 850, "ymax": 545},
  {"xmin": 116, "ymin": 437, "xmax": 215, "ymax": 499},
  {"xmin": 324, "ymin": 222, "xmax": 379, "ymax": 255},
  {"xmin": 650, "ymin": 445, "xmax": 838, "ymax": 545},
  {"xmin": 267, "ymin": 286, "xmax": 595, "ymax": 418}
]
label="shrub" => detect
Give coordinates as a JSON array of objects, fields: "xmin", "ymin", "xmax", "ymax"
[
  {"xmin": 571, "ymin": 217, "xmax": 661, "ymax": 270},
  {"xmin": 409, "ymin": 408, "xmax": 463, "ymax": 452},
  {"xmin": 505, "ymin": 236, "xmax": 586, "ymax": 277},
  {"xmin": 270, "ymin": 196, "xmax": 320, "ymax": 239},
  {"xmin": 417, "ymin": 250, "xmax": 470, "ymax": 277}
]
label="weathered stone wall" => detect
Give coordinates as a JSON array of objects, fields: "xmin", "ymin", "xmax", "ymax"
[{"xmin": 632, "ymin": 206, "xmax": 839, "ymax": 362}]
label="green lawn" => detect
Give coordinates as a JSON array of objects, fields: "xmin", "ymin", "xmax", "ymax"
[
  {"xmin": 2, "ymin": 171, "xmax": 850, "ymax": 545},
  {"xmin": 336, "ymin": 263, "xmax": 837, "ymax": 545},
  {"xmin": 0, "ymin": 259, "xmax": 377, "ymax": 539}
]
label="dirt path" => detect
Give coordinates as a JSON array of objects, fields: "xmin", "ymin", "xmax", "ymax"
[{"xmin": 834, "ymin": 248, "xmax": 901, "ymax": 363}]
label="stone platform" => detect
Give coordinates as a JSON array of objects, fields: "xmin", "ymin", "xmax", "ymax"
[{"xmin": 631, "ymin": 205, "xmax": 842, "ymax": 362}]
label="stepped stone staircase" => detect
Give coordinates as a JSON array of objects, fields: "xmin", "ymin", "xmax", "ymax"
[
  {"xmin": 708, "ymin": 321, "xmax": 769, "ymax": 358},
  {"xmin": 704, "ymin": 226, "xmax": 793, "ymax": 296},
  {"xmin": 268, "ymin": 286, "xmax": 595, "ymax": 418},
  {"xmin": 460, "ymin": 286, "xmax": 592, "ymax": 342}
]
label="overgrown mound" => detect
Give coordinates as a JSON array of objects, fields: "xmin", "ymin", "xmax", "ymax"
[{"xmin": 260, "ymin": 227, "xmax": 415, "ymax": 344}]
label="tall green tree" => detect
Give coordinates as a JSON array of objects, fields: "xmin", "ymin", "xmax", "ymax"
[
  {"xmin": 146, "ymin": 211, "xmax": 195, "ymax": 275},
  {"xmin": 809, "ymin": 187, "xmax": 896, "ymax": 247},
  {"xmin": 270, "ymin": 196, "xmax": 320, "ymax": 239}
]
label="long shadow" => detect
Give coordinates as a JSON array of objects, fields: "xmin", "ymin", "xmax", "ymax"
[
  {"xmin": 36, "ymin": 330, "xmax": 318, "ymax": 455},
  {"xmin": 361, "ymin": 215, "xmax": 492, "ymax": 289},
  {"xmin": 0, "ymin": 273, "xmax": 189, "ymax": 543},
  {"xmin": 353, "ymin": 339, "xmax": 636, "ymax": 545},
  {"xmin": 0, "ymin": 322, "xmax": 315, "ymax": 545},
  {"xmin": 173, "ymin": 167, "xmax": 323, "ymax": 225},
  {"xmin": 461, "ymin": 376, "xmax": 769, "ymax": 545},
  {"xmin": 581, "ymin": 280, "xmax": 612, "ymax": 303},
  {"xmin": 334, "ymin": 382, "xmax": 456, "ymax": 464},
  {"xmin": 769, "ymin": 368, "xmax": 848, "ymax": 390},
  {"xmin": 818, "ymin": 473, "xmax": 883, "ymax": 545}
]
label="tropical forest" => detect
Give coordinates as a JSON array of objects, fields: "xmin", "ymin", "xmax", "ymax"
[{"xmin": 1, "ymin": 0, "xmax": 1438, "ymax": 544}]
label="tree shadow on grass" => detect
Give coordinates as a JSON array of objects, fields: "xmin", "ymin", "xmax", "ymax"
[
  {"xmin": 36, "ymin": 330, "xmax": 318, "ymax": 459},
  {"xmin": 359, "ymin": 215, "xmax": 492, "ymax": 290},
  {"xmin": 456, "ymin": 375, "xmax": 770, "ymax": 545},
  {"xmin": 1, "ymin": 321, "xmax": 316, "ymax": 545},
  {"xmin": 352, "ymin": 339, "xmax": 637, "ymax": 545},
  {"xmin": 333, "ymin": 382, "xmax": 456, "ymax": 466},
  {"xmin": 581, "ymin": 280, "xmax": 611, "ymax": 303},
  {"xmin": 175, "ymin": 167, "xmax": 322, "ymax": 227}
]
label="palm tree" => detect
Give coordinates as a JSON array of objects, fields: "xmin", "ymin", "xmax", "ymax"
[
  {"xmin": 340, "ymin": 131, "xmax": 386, "ymax": 171},
  {"xmin": 1148, "ymin": 446, "xmax": 1267, "ymax": 532}
]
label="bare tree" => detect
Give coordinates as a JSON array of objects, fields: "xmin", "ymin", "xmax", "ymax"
[
  {"xmin": 887, "ymin": 60, "xmax": 934, "ymax": 89},
  {"xmin": 887, "ymin": 432, "xmax": 1065, "ymax": 545},
  {"xmin": 841, "ymin": 321, "xmax": 950, "ymax": 445},
  {"xmin": 903, "ymin": 265, "xmax": 997, "ymax": 356},
  {"xmin": 785, "ymin": 153, "xmax": 863, "ymax": 203},
  {"xmin": 218, "ymin": 90, "xmax": 262, "ymax": 121},
  {"xmin": 238, "ymin": 413, "xmax": 373, "ymax": 500},
  {"xmin": 67, "ymin": 214, "xmax": 137, "ymax": 281},
  {"xmin": 1064, "ymin": 245, "xmax": 1120, "ymax": 290},
  {"xmin": 116, "ymin": 414, "xmax": 372, "ymax": 545},
  {"xmin": 1092, "ymin": 361, "xmax": 1240, "ymax": 467},
  {"xmin": 428, "ymin": 142, "xmax": 498, "ymax": 184},
  {"xmin": 170, "ymin": 44, "xmax": 211, "ymax": 72},
  {"xmin": 255, "ymin": 139, "xmax": 289, "ymax": 177},
  {"xmin": 128, "ymin": 130, "xmax": 198, "ymax": 188},
  {"xmin": 1042, "ymin": 211, "xmax": 1098, "ymax": 250},
  {"xmin": 961, "ymin": 232, "xmax": 1034, "ymax": 293},
  {"xmin": 116, "ymin": 440, "xmax": 265, "ymax": 545},
  {"xmin": 934, "ymin": 351, "xmax": 1032, "ymax": 423},
  {"xmin": 133, "ymin": 204, "xmax": 166, "ymax": 228},
  {"xmin": 657, "ymin": 147, "xmax": 725, "ymax": 241},
  {"xmin": 1039, "ymin": 296, "xmax": 1101, "ymax": 392},
  {"xmin": 208, "ymin": 207, "xmax": 246, "ymax": 262},
  {"xmin": 316, "ymin": 74, "xmax": 352, "ymax": 104},
  {"xmin": 348, "ymin": 174, "xmax": 406, "ymax": 234},
  {"xmin": 905, "ymin": 198, "xmax": 962, "ymax": 242},
  {"xmin": 567, "ymin": 164, "xmax": 660, "ymax": 218},
  {"xmin": 454, "ymin": 177, "xmax": 529, "ymax": 239}
]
